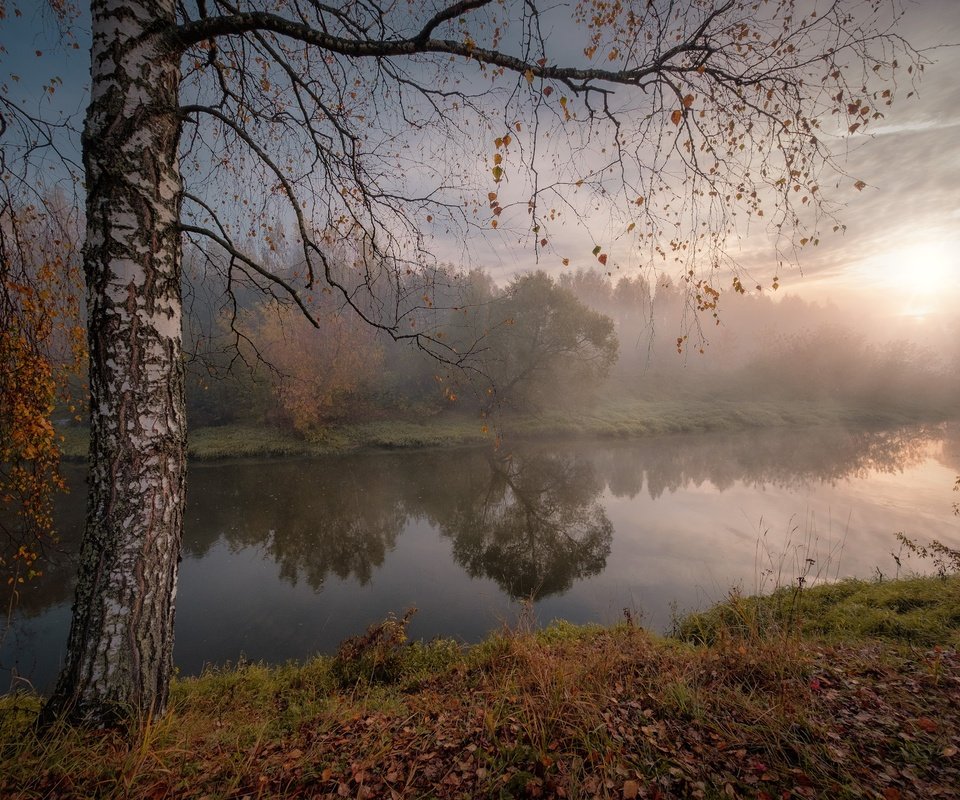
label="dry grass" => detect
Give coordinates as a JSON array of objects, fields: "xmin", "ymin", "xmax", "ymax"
[{"xmin": 2, "ymin": 579, "xmax": 959, "ymax": 798}]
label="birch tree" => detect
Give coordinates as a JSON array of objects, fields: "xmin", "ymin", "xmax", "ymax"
[{"xmin": 15, "ymin": 0, "xmax": 917, "ymax": 725}]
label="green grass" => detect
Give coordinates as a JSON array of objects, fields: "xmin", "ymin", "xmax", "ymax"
[
  {"xmin": 3, "ymin": 577, "xmax": 959, "ymax": 799},
  {"xmin": 676, "ymin": 574, "xmax": 960, "ymax": 647},
  {"xmin": 187, "ymin": 424, "xmax": 318, "ymax": 459},
  {"xmin": 57, "ymin": 397, "xmax": 953, "ymax": 461}
]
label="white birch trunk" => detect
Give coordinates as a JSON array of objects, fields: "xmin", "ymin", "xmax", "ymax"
[{"xmin": 44, "ymin": 0, "xmax": 185, "ymax": 724}]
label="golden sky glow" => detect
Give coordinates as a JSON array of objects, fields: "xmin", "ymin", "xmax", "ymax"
[
  {"xmin": 474, "ymin": 1, "xmax": 960, "ymax": 331},
  {"xmin": 738, "ymin": 0, "xmax": 960, "ymax": 321}
]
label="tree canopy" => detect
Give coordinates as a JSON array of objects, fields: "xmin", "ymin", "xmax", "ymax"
[{"xmin": 0, "ymin": 0, "xmax": 922, "ymax": 725}]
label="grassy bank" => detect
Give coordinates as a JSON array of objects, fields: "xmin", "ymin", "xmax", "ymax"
[
  {"xmin": 58, "ymin": 398, "xmax": 955, "ymax": 460},
  {"xmin": 3, "ymin": 576, "xmax": 959, "ymax": 799}
]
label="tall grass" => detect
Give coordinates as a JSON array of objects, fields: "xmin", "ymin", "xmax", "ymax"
[{"xmin": 2, "ymin": 574, "xmax": 959, "ymax": 799}]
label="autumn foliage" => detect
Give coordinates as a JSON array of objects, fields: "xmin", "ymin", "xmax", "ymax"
[
  {"xmin": 0, "ymin": 202, "xmax": 84, "ymax": 588},
  {"xmin": 254, "ymin": 300, "xmax": 384, "ymax": 435}
]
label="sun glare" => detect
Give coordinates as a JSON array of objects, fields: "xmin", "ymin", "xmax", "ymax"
[{"xmin": 865, "ymin": 241, "xmax": 959, "ymax": 318}]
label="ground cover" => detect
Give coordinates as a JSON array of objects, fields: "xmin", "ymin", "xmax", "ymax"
[
  {"xmin": 57, "ymin": 399, "xmax": 956, "ymax": 460},
  {"xmin": 2, "ymin": 576, "xmax": 958, "ymax": 799}
]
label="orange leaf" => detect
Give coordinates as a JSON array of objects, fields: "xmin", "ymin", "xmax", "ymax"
[{"xmin": 670, "ymin": 109, "xmax": 682, "ymax": 126}]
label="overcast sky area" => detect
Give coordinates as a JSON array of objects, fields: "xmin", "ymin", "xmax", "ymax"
[
  {"xmin": 3, "ymin": 1, "xmax": 958, "ymax": 343},
  {"xmin": 782, "ymin": 1, "xmax": 960, "ymax": 321},
  {"xmin": 449, "ymin": 0, "xmax": 960, "ymax": 339}
]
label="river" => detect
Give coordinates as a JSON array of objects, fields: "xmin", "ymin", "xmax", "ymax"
[{"xmin": 3, "ymin": 422, "xmax": 958, "ymax": 693}]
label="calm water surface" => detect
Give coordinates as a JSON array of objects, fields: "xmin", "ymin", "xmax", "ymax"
[{"xmin": 4, "ymin": 423, "xmax": 959, "ymax": 692}]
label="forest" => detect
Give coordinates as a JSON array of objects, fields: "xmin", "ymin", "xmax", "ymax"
[{"xmin": 175, "ymin": 250, "xmax": 960, "ymax": 437}]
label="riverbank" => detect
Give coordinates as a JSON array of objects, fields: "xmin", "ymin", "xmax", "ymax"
[
  {"xmin": 3, "ymin": 576, "xmax": 958, "ymax": 798},
  {"xmin": 57, "ymin": 398, "xmax": 956, "ymax": 460}
]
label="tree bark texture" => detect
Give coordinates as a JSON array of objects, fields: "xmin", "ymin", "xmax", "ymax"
[{"xmin": 43, "ymin": 0, "xmax": 185, "ymax": 725}]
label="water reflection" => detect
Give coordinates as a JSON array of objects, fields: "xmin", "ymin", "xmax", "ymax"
[
  {"xmin": 188, "ymin": 462, "xmax": 408, "ymax": 588},
  {"xmin": 7, "ymin": 424, "xmax": 950, "ymax": 617},
  {"xmin": 593, "ymin": 424, "xmax": 937, "ymax": 499},
  {"xmin": 430, "ymin": 451, "xmax": 612, "ymax": 599},
  {"xmin": 3, "ymin": 422, "xmax": 957, "ymax": 690}
]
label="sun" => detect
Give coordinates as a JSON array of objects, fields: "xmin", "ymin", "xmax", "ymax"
[{"xmin": 866, "ymin": 240, "xmax": 959, "ymax": 318}]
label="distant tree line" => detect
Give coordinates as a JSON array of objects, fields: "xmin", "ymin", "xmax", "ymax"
[{"xmin": 177, "ymin": 250, "xmax": 959, "ymax": 436}]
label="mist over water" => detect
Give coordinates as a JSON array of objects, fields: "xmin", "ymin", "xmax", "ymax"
[{"xmin": 4, "ymin": 422, "xmax": 958, "ymax": 694}]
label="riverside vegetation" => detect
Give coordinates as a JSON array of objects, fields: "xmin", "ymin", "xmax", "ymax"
[
  {"xmin": 57, "ymin": 396, "xmax": 957, "ymax": 462},
  {"xmin": 40, "ymin": 266, "xmax": 959, "ymax": 464},
  {"xmin": 2, "ymin": 572, "xmax": 958, "ymax": 799}
]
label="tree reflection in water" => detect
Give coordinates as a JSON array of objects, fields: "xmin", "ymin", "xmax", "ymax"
[
  {"xmin": 189, "ymin": 459, "xmax": 408, "ymax": 589},
  {"xmin": 434, "ymin": 451, "xmax": 613, "ymax": 599},
  {"xmin": 5, "ymin": 423, "xmax": 954, "ymax": 618}
]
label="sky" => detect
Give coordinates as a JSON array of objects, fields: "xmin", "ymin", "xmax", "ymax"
[
  {"xmin": 452, "ymin": 0, "xmax": 960, "ymax": 332},
  {"xmin": 2, "ymin": 0, "xmax": 959, "ymax": 335},
  {"xmin": 780, "ymin": 1, "xmax": 960, "ymax": 320}
]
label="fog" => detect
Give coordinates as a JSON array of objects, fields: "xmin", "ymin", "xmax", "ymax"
[{"xmin": 179, "ymin": 252, "xmax": 959, "ymax": 435}]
